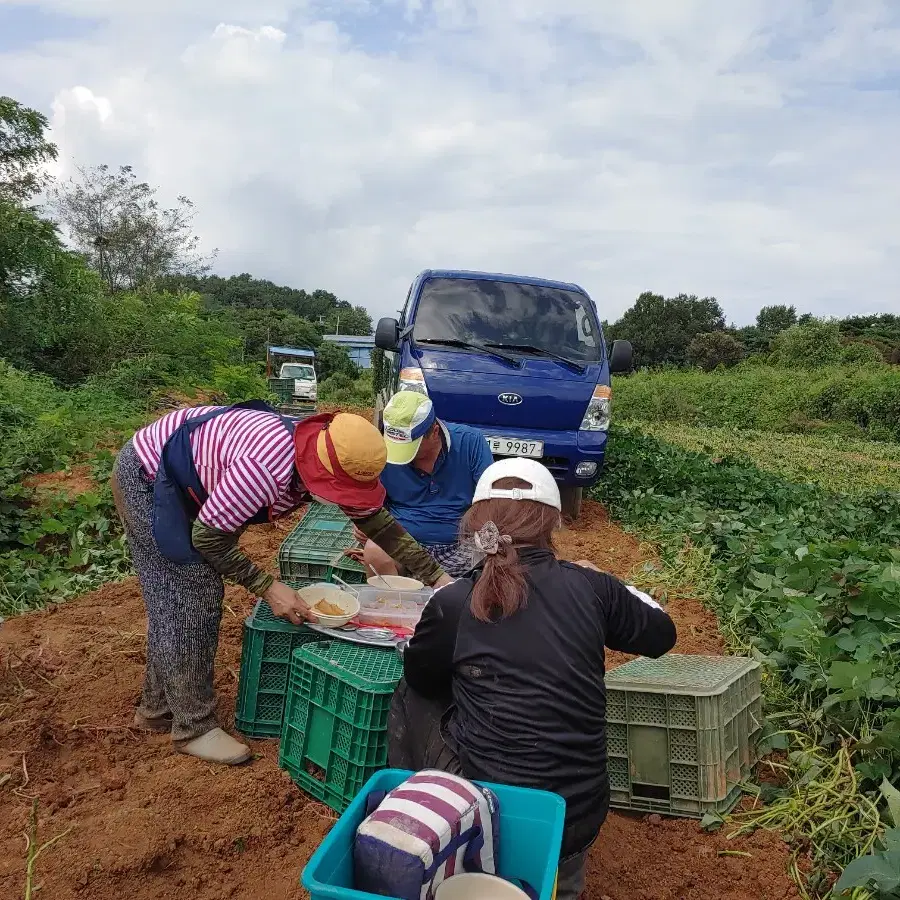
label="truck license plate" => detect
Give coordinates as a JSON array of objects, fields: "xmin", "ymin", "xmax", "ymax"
[{"xmin": 486, "ymin": 437, "xmax": 544, "ymax": 459}]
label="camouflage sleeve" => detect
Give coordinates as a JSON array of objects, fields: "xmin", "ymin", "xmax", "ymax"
[
  {"xmin": 349, "ymin": 508, "xmax": 446, "ymax": 586},
  {"xmin": 191, "ymin": 521, "xmax": 275, "ymax": 596}
]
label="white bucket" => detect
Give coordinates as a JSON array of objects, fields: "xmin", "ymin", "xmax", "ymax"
[{"xmin": 435, "ymin": 874, "xmax": 531, "ymax": 900}]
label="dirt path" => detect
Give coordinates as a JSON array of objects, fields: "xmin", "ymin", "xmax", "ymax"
[{"xmin": 0, "ymin": 501, "xmax": 797, "ymax": 900}]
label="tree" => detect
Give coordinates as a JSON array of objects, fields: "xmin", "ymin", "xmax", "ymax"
[
  {"xmin": 319, "ymin": 303, "xmax": 373, "ymax": 336},
  {"xmin": 316, "ymin": 340, "xmax": 359, "ymax": 381},
  {"xmin": 162, "ymin": 273, "xmax": 374, "ymax": 335},
  {"xmin": 607, "ymin": 291, "xmax": 726, "ymax": 367},
  {"xmin": 735, "ymin": 325, "xmax": 770, "ymax": 356},
  {"xmin": 0, "ymin": 96, "xmax": 58, "ymax": 203},
  {"xmin": 756, "ymin": 304, "xmax": 797, "ymax": 338},
  {"xmin": 687, "ymin": 331, "xmax": 745, "ymax": 371},
  {"xmin": 0, "ymin": 198, "xmax": 108, "ymax": 381},
  {"xmin": 50, "ymin": 165, "xmax": 216, "ymax": 292},
  {"xmin": 226, "ymin": 307, "xmax": 321, "ymax": 361}
]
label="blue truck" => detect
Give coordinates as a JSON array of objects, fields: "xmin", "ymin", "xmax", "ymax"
[{"xmin": 373, "ymin": 269, "xmax": 633, "ymax": 519}]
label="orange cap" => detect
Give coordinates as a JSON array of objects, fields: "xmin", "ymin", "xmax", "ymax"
[{"xmin": 293, "ymin": 413, "xmax": 387, "ymax": 509}]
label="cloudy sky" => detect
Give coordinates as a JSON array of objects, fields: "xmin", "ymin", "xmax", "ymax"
[{"xmin": 2, "ymin": 0, "xmax": 898, "ymax": 325}]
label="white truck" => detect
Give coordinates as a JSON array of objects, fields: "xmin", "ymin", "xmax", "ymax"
[{"xmin": 278, "ymin": 360, "xmax": 317, "ymax": 402}]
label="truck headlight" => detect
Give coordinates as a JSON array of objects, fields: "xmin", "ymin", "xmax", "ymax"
[
  {"xmin": 579, "ymin": 385, "xmax": 611, "ymax": 431},
  {"xmin": 399, "ymin": 367, "xmax": 428, "ymax": 395}
]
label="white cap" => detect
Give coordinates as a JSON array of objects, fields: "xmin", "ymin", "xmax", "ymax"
[{"xmin": 473, "ymin": 458, "xmax": 561, "ymax": 511}]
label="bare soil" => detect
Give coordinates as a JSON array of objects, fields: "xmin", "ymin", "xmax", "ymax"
[
  {"xmin": 24, "ymin": 465, "xmax": 97, "ymax": 500},
  {"xmin": 0, "ymin": 501, "xmax": 798, "ymax": 900}
]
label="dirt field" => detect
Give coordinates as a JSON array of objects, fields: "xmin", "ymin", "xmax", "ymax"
[{"xmin": 0, "ymin": 501, "xmax": 799, "ymax": 900}]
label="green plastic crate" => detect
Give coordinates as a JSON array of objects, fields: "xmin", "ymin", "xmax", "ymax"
[
  {"xmin": 234, "ymin": 594, "xmax": 328, "ymax": 739},
  {"xmin": 277, "ymin": 505, "xmax": 367, "ymax": 584},
  {"xmin": 268, "ymin": 377, "xmax": 295, "ymax": 402},
  {"xmin": 279, "ymin": 641, "xmax": 402, "ymax": 813},
  {"xmin": 605, "ymin": 654, "xmax": 762, "ymax": 818}
]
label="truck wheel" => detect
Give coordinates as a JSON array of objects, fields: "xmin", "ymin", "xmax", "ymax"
[{"xmin": 560, "ymin": 486, "xmax": 583, "ymax": 523}]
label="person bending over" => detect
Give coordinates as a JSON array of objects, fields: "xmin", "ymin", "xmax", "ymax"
[
  {"xmin": 113, "ymin": 404, "xmax": 450, "ymax": 766},
  {"xmin": 388, "ymin": 458, "xmax": 677, "ymax": 900}
]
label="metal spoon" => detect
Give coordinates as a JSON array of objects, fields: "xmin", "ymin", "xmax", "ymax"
[
  {"xmin": 330, "ymin": 575, "xmax": 359, "ymax": 596},
  {"xmin": 365, "ymin": 562, "xmax": 393, "ymax": 589}
]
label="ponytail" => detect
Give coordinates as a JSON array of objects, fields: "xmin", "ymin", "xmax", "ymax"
[
  {"xmin": 461, "ymin": 477, "xmax": 559, "ymax": 623},
  {"xmin": 470, "ymin": 543, "xmax": 527, "ymax": 623}
]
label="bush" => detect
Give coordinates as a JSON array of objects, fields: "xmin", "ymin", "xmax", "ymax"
[
  {"xmin": 613, "ymin": 363, "xmax": 900, "ymax": 439},
  {"xmin": 769, "ymin": 320, "xmax": 843, "ymax": 368},
  {"xmin": 319, "ymin": 370, "xmax": 374, "ymax": 408},
  {"xmin": 209, "ymin": 364, "xmax": 268, "ymax": 402},
  {"xmin": 316, "ymin": 341, "xmax": 359, "ymax": 381},
  {"xmin": 687, "ymin": 331, "xmax": 745, "ymax": 371},
  {"xmin": 840, "ymin": 342, "xmax": 885, "ymax": 368}
]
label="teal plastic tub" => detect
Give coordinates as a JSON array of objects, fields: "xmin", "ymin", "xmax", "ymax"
[{"xmin": 301, "ymin": 769, "xmax": 565, "ymax": 900}]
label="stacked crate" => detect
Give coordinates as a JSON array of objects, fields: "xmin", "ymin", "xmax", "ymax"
[
  {"xmin": 235, "ymin": 504, "xmax": 366, "ymax": 738},
  {"xmin": 279, "ymin": 641, "xmax": 402, "ymax": 813},
  {"xmin": 277, "ymin": 504, "xmax": 367, "ymax": 585},
  {"xmin": 234, "ymin": 598, "xmax": 324, "ymax": 738},
  {"xmin": 605, "ymin": 654, "xmax": 763, "ymax": 818}
]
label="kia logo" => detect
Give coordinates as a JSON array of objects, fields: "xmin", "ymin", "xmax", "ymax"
[{"xmin": 498, "ymin": 393, "xmax": 523, "ymax": 406}]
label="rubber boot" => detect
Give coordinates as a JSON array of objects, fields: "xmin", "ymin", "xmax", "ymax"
[{"xmin": 176, "ymin": 728, "xmax": 252, "ymax": 765}]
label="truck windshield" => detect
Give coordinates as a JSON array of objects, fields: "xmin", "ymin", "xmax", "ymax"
[
  {"xmin": 280, "ymin": 364, "xmax": 315, "ymax": 379},
  {"xmin": 413, "ymin": 277, "xmax": 601, "ymax": 363}
]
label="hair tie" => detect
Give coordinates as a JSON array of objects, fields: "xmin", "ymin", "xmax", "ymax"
[{"xmin": 473, "ymin": 521, "xmax": 512, "ymax": 555}]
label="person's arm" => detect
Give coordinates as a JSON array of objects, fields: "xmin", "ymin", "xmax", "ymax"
[
  {"xmin": 403, "ymin": 582, "xmax": 467, "ymax": 699},
  {"xmin": 349, "ymin": 507, "xmax": 448, "ymax": 586},
  {"xmin": 192, "ymin": 522, "xmax": 272, "ymax": 594},
  {"xmin": 571, "ymin": 565, "xmax": 676, "ymax": 657},
  {"xmin": 191, "ymin": 459, "xmax": 314, "ymax": 623}
]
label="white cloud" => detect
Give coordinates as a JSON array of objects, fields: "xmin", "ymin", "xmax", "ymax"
[{"xmin": 2, "ymin": 0, "xmax": 899, "ymax": 324}]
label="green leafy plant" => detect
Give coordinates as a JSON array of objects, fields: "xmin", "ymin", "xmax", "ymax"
[
  {"xmin": 834, "ymin": 780, "xmax": 900, "ymax": 897},
  {"xmin": 593, "ymin": 426, "xmax": 900, "ymax": 894}
]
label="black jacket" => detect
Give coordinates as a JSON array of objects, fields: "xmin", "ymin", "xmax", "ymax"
[{"xmin": 403, "ymin": 549, "xmax": 677, "ymax": 857}]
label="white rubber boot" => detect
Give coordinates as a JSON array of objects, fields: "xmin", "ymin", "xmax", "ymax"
[{"xmin": 176, "ymin": 728, "xmax": 252, "ymax": 765}]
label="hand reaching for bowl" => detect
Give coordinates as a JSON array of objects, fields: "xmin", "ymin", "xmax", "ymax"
[{"xmin": 264, "ymin": 581, "xmax": 315, "ymax": 625}]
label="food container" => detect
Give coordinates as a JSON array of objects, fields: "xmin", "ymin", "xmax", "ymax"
[
  {"xmin": 355, "ymin": 584, "xmax": 432, "ymax": 630},
  {"xmin": 297, "ymin": 583, "xmax": 360, "ymax": 628},
  {"xmin": 366, "ymin": 575, "xmax": 424, "ymax": 590}
]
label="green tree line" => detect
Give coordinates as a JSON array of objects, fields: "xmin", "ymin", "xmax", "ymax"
[
  {"xmin": 1, "ymin": 95, "xmax": 369, "ymax": 398},
  {"xmin": 605, "ymin": 292, "xmax": 900, "ymax": 371}
]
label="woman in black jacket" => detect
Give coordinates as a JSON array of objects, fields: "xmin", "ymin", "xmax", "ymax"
[{"xmin": 388, "ymin": 458, "xmax": 677, "ymax": 899}]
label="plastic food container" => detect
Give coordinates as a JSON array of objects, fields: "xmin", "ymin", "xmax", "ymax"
[{"xmin": 355, "ymin": 585, "xmax": 432, "ymax": 630}]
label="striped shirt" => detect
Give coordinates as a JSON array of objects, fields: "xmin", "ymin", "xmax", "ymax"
[{"xmin": 132, "ymin": 406, "xmax": 308, "ymax": 533}]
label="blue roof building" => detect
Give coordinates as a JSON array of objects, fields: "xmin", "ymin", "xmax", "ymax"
[{"xmin": 323, "ymin": 334, "xmax": 375, "ymax": 369}]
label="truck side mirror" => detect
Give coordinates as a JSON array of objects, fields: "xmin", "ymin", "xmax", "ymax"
[
  {"xmin": 609, "ymin": 340, "xmax": 633, "ymax": 374},
  {"xmin": 375, "ymin": 317, "xmax": 400, "ymax": 352}
]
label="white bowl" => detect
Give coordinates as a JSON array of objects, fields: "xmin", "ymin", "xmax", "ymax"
[
  {"xmin": 436, "ymin": 874, "xmax": 530, "ymax": 900},
  {"xmin": 366, "ymin": 575, "xmax": 424, "ymax": 591},
  {"xmin": 297, "ymin": 583, "xmax": 360, "ymax": 628}
]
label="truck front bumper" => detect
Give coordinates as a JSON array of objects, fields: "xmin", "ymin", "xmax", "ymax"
[{"xmin": 445, "ymin": 421, "xmax": 608, "ymax": 487}]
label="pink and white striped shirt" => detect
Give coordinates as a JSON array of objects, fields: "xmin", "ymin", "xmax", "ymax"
[{"xmin": 132, "ymin": 406, "xmax": 308, "ymax": 533}]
